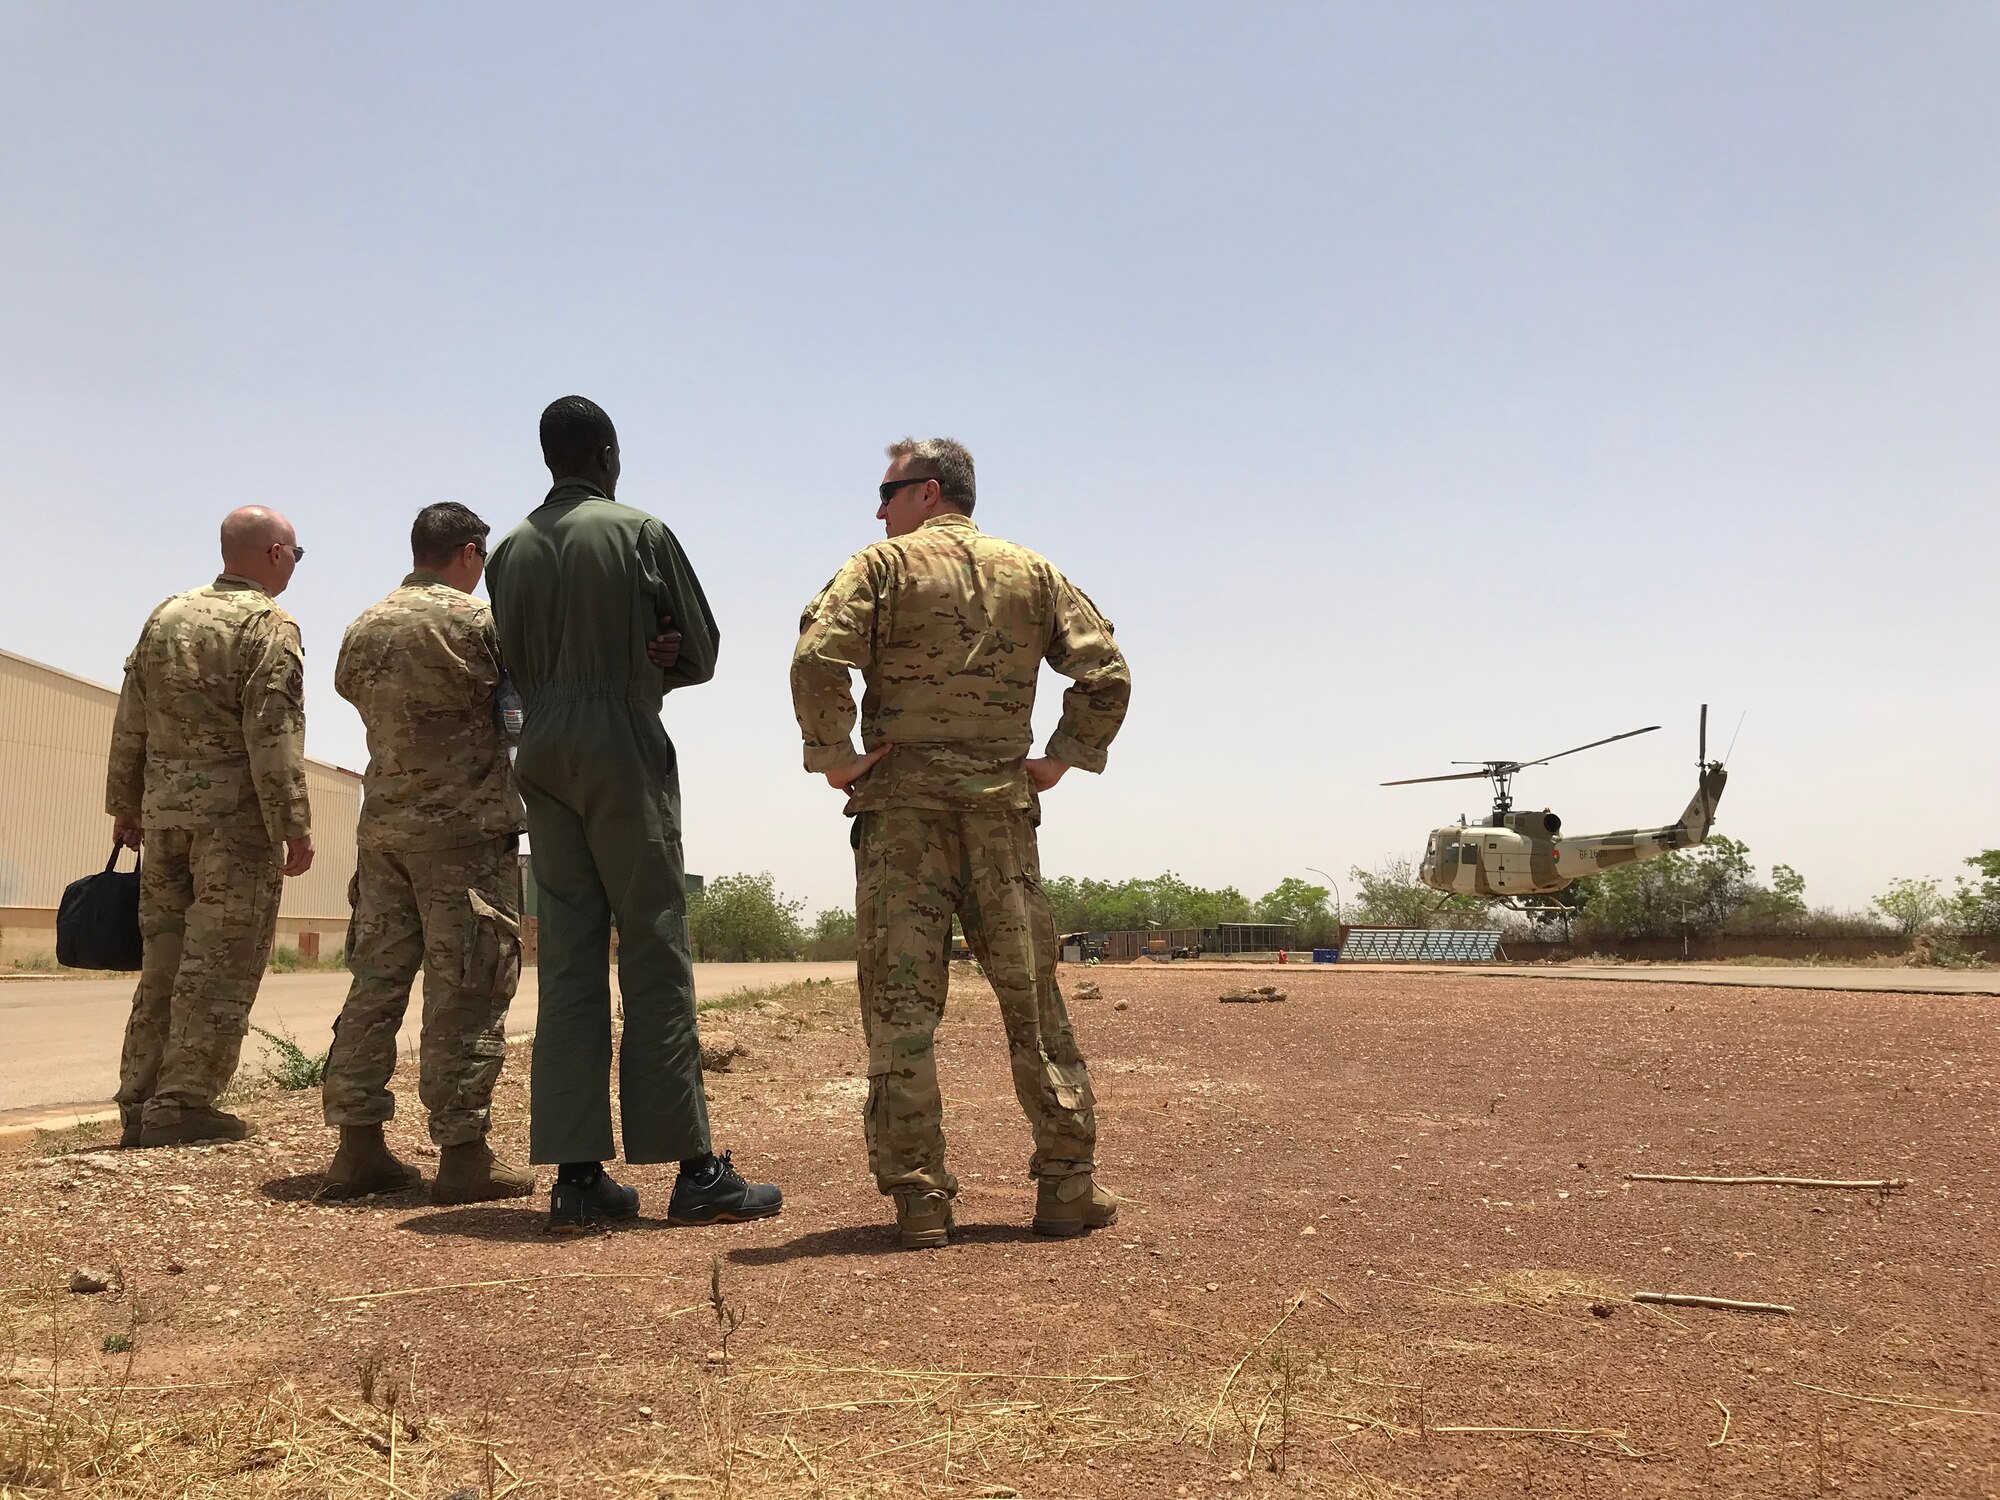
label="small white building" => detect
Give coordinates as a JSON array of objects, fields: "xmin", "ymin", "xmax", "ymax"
[{"xmin": 0, "ymin": 647, "xmax": 359, "ymax": 966}]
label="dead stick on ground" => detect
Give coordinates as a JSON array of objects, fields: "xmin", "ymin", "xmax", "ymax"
[
  {"xmin": 1626, "ymin": 1173, "xmax": 1909, "ymax": 1191},
  {"xmin": 326, "ymin": 1273, "xmax": 680, "ymax": 1304},
  {"xmin": 1633, "ymin": 1292, "xmax": 1794, "ymax": 1315},
  {"xmin": 785, "ymin": 1433, "xmax": 819, "ymax": 1483},
  {"xmin": 1247, "ymin": 1386, "xmax": 1277, "ymax": 1471},
  {"xmin": 326, "ymin": 1405, "xmax": 389, "ymax": 1453},
  {"xmin": 756, "ymin": 1363, "xmax": 1134, "ymax": 1385},
  {"xmin": 1432, "ymin": 1425, "xmax": 1647, "ymax": 1458},
  {"xmin": 1709, "ymin": 1399, "xmax": 1732, "ymax": 1448},
  {"xmin": 1791, "ymin": 1382, "xmax": 1998, "ymax": 1418},
  {"xmin": 1205, "ymin": 1294, "xmax": 1305, "ymax": 1448}
]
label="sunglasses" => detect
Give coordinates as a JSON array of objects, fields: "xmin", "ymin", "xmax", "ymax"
[{"xmin": 878, "ymin": 476, "xmax": 937, "ymax": 505}]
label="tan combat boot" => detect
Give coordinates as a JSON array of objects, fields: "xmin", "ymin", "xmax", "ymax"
[
  {"xmin": 894, "ymin": 1188, "xmax": 955, "ymax": 1250},
  {"xmin": 137, "ymin": 1106, "xmax": 254, "ymax": 1148},
  {"xmin": 433, "ymin": 1138, "xmax": 535, "ymax": 1205},
  {"xmin": 319, "ymin": 1124, "xmax": 422, "ymax": 1199},
  {"xmin": 1032, "ymin": 1174, "xmax": 1119, "ymax": 1238}
]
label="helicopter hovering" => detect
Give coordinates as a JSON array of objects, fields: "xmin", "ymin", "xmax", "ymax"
[{"xmin": 1381, "ymin": 708, "xmax": 1729, "ymax": 909}]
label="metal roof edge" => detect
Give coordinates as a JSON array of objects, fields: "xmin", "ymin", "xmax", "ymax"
[{"xmin": 1, "ymin": 645, "xmax": 363, "ymax": 785}]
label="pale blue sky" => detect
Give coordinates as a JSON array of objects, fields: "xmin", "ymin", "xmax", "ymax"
[{"xmin": 3, "ymin": 4, "xmax": 1994, "ymax": 915}]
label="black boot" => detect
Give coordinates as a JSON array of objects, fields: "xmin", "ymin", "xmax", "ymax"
[
  {"xmin": 667, "ymin": 1151, "xmax": 783, "ymax": 1226},
  {"xmin": 545, "ymin": 1163, "xmax": 639, "ymax": 1234}
]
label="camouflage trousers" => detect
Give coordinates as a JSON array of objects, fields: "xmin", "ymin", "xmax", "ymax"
[
  {"xmin": 854, "ymin": 805, "xmax": 1097, "ymax": 1196},
  {"xmin": 323, "ymin": 837, "xmax": 522, "ymax": 1147},
  {"xmin": 117, "ymin": 822, "xmax": 284, "ymax": 1127}
]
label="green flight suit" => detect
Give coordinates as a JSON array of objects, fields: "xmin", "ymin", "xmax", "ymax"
[{"xmin": 486, "ymin": 479, "xmax": 720, "ymax": 1165}]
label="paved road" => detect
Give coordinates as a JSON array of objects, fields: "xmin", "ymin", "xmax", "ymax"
[{"xmin": 0, "ymin": 961, "xmax": 855, "ymax": 1118}]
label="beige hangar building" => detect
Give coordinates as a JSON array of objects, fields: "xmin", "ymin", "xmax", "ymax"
[{"xmin": 0, "ymin": 647, "xmax": 359, "ymax": 967}]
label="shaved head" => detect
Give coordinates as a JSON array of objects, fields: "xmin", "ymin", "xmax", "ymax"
[{"xmin": 220, "ymin": 506, "xmax": 301, "ymax": 595}]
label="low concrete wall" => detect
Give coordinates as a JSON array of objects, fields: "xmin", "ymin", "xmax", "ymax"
[
  {"xmin": 1499, "ymin": 932, "xmax": 2000, "ymax": 964},
  {"xmin": 1, "ymin": 906, "xmax": 348, "ymax": 970}
]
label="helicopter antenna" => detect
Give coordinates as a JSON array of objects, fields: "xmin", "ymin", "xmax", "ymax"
[
  {"xmin": 1724, "ymin": 709, "xmax": 1746, "ymax": 766},
  {"xmin": 1699, "ymin": 703, "xmax": 1707, "ymax": 772}
]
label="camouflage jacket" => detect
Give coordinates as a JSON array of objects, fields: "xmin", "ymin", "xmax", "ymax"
[
  {"xmin": 336, "ymin": 573, "xmax": 526, "ymax": 852},
  {"xmin": 106, "ymin": 574, "xmax": 311, "ymax": 841},
  {"xmin": 792, "ymin": 513, "xmax": 1131, "ymax": 811}
]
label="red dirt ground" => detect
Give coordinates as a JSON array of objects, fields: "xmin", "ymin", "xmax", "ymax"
[{"xmin": 3, "ymin": 964, "xmax": 1996, "ymax": 1498}]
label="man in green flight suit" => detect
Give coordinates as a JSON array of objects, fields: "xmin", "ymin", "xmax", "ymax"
[{"xmin": 486, "ymin": 396, "xmax": 781, "ymax": 1232}]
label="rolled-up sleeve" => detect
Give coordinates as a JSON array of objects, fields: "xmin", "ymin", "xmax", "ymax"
[
  {"xmin": 791, "ymin": 558, "xmax": 876, "ymax": 773},
  {"xmin": 1043, "ymin": 575, "xmax": 1130, "ymax": 774},
  {"xmin": 105, "ymin": 635, "xmax": 152, "ymax": 821},
  {"xmin": 242, "ymin": 614, "xmax": 312, "ymax": 840}
]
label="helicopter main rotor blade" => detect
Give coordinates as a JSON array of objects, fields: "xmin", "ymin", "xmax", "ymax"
[
  {"xmin": 1380, "ymin": 769, "xmax": 1498, "ymax": 787},
  {"xmin": 1516, "ymin": 724, "xmax": 1660, "ymax": 770}
]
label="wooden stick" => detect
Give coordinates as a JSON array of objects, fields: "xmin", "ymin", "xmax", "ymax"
[
  {"xmin": 1708, "ymin": 1399, "xmax": 1731, "ymax": 1448},
  {"xmin": 785, "ymin": 1433, "xmax": 819, "ymax": 1483},
  {"xmin": 1626, "ymin": 1173, "xmax": 1909, "ymax": 1191},
  {"xmin": 1431, "ymin": 1425, "xmax": 1647, "ymax": 1458},
  {"xmin": 1205, "ymin": 1295, "xmax": 1305, "ymax": 1447},
  {"xmin": 1632, "ymin": 1292, "xmax": 1793, "ymax": 1314},
  {"xmin": 1791, "ymin": 1382, "xmax": 1997, "ymax": 1418},
  {"xmin": 325, "ymin": 1272, "xmax": 679, "ymax": 1304},
  {"xmin": 755, "ymin": 1363, "xmax": 1134, "ymax": 1385}
]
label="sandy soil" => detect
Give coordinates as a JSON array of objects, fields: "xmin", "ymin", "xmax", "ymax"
[{"xmin": 2, "ymin": 965, "xmax": 1995, "ymax": 1498}]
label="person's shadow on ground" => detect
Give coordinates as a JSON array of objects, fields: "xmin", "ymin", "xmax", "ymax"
[
  {"xmin": 728, "ymin": 1220, "xmax": 1042, "ymax": 1265},
  {"xmin": 258, "ymin": 1171, "xmax": 429, "ymax": 1207},
  {"xmin": 394, "ymin": 1205, "xmax": 699, "ymax": 1241}
]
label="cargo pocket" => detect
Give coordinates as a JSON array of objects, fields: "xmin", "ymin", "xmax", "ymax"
[
  {"xmin": 343, "ymin": 871, "xmax": 360, "ymax": 964},
  {"xmin": 460, "ymin": 889, "xmax": 521, "ymax": 999},
  {"xmin": 1042, "ymin": 1056, "xmax": 1095, "ymax": 1129}
]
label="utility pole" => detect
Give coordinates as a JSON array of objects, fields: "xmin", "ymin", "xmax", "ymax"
[{"xmin": 1306, "ymin": 866, "xmax": 1344, "ymax": 932}]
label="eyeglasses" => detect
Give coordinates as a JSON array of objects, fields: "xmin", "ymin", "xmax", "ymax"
[
  {"xmin": 281, "ymin": 544, "xmax": 305, "ymax": 563},
  {"xmin": 878, "ymin": 476, "xmax": 936, "ymax": 505}
]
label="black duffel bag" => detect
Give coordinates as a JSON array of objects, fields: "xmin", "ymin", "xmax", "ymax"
[{"xmin": 56, "ymin": 844, "xmax": 145, "ymax": 972}]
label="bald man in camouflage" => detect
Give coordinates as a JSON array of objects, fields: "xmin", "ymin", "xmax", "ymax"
[
  {"xmin": 317, "ymin": 503, "xmax": 535, "ymax": 1203},
  {"xmin": 108, "ymin": 506, "xmax": 316, "ymax": 1148},
  {"xmin": 791, "ymin": 437, "xmax": 1132, "ymax": 1249}
]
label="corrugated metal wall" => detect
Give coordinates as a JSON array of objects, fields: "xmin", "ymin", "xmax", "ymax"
[{"xmin": 0, "ymin": 648, "xmax": 358, "ymax": 917}]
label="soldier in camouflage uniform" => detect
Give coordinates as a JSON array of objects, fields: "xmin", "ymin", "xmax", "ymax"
[
  {"xmin": 319, "ymin": 503, "xmax": 536, "ymax": 1203},
  {"xmin": 107, "ymin": 507, "xmax": 316, "ymax": 1148},
  {"xmin": 791, "ymin": 438, "xmax": 1131, "ymax": 1248}
]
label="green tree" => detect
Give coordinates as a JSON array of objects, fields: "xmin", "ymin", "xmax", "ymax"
[
  {"xmin": 1346, "ymin": 857, "xmax": 1490, "ymax": 929},
  {"xmin": 1873, "ymin": 876, "xmax": 1945, "ymax": 938},
  {"xmin": 1254, "ymin": 877, "xmax": 1336, "ymax": 946},
  {"xmin": 1573, "ymin": 836, "xmax": 1764, "ymax": 942},
  {"xmin": 687, "ymin": 872, "xmax": 805, "ymax": 962},
  {"xmin": 1041, "ymin": 872, "xmax": 1252, "ymax": 933},
  {"xmin": 1951, "ymin": 850, "xmax": 2000, "ymax": 936},
  {"xmin": 803, "ymin": 907, "xmax": 858, "ymax": 961}
]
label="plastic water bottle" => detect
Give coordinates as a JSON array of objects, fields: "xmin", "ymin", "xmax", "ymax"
[{"xmin": 496, "ymin": 671, "xmax": 524, "ymax": 740}]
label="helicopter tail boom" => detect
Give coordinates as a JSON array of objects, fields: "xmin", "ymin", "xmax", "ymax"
[{"xmin": 1551, "ymin": 762, "xmax": 1729, "ymax": 881}]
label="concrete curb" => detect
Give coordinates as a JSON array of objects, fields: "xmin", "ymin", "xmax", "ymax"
[{"xmin": 0, "ymin": 1103, "xmax": 120, "ymax": 1148}]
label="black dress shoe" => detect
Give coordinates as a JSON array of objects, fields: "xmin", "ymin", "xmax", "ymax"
[
  {"xmin": 667, "ymin": 1151, "xmax": 782, "ymax": 1226},
  {"xmin": 545, "ymin": 1167, "xmax": 640, "ymax": 1233}
]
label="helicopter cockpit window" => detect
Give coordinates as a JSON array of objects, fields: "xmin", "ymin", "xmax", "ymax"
[{"xmin": 1460, "ymin": 844, "xmax": 1476, "ymax": 865}]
